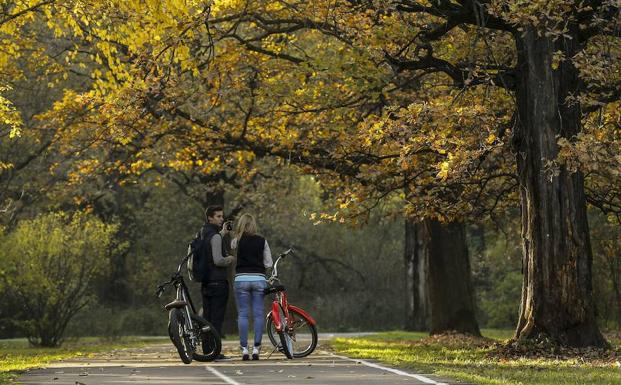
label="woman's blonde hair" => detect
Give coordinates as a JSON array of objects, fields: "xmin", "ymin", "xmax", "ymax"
[{"xmin": 234, "ymin": 213, "xmax": 257, "ymax": 240}]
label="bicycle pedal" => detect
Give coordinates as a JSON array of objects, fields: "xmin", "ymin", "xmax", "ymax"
[{"xmin": 201, "ymin": 326, "xmax": 211, "ymax": 332}]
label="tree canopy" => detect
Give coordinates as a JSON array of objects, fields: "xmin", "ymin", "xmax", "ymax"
[{"xmin": 1, "ymin": 0, "xmax": 620, "ymax": 347}]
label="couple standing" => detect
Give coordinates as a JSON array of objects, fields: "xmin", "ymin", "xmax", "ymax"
[{"xmin": 200, "ymin": 206, "xmax": 273, "ymax": 361}]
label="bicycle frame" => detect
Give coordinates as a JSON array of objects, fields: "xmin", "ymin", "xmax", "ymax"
[
  {"xmin": 267, "ymin": 251, "xmax": 316, "ymax": 332},
  {"xmin": 161, "ymin": 258, "xmax": 200, "ymax": 346},
  {"xmin": 156, "ymin": 254, "xmax": 222, "ymax": 363},
  {"xmin": 270, "ymin": 291, "xmax": 289, "ymax": 332},
  {"xmin": 167, "ymin": 279, "xmax": 195, "ymax": 327}
]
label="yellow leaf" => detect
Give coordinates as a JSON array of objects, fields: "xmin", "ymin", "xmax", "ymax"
[{"xmin": 487, "ymin": 133, "xmax": 496, "ymax": 144}]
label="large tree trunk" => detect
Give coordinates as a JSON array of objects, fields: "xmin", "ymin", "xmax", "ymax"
[
  {"xmin": 422, "ymin": 219, "xmax": 480, "ymax": 335},
  {"xmin": 512, "ymin": 26, "xmax": 606, "ymax": 347},
  {"xmin": 606, "ymin": 252, "xmax": 621, "ymax": 325},
  {"xmin": 404, "ymin": 217, "xmax": 429, "ymax": 331},
  {"xmin": 608, "ymin": 253, "xmax": 621, "ymax": 323}
]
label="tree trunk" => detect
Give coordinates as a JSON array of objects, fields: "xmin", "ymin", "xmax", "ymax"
[
  {"xmin": 204, "ymin": 187, "xmax": 225, "ymax": 208},
  {"xmin": 512, "ymin": 26, "xmax": 606, "ymax": 347},
  {"xmin": 422, "ymin": 219, "xmax": 480, "ymax": 335},
  {"xmin": 606, "ymin": 252, "xmax": 621, "ymax": 326},
  {"xmin": 404, "ymin": 217, "xmax": 429, "ymax": 331}
]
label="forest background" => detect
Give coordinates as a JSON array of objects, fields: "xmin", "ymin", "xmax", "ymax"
[{"xmin": 0, "ymin": 0, "xmax": 619, "ymax": 349}]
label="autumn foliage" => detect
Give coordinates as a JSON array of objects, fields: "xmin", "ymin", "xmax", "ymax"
[{"xmin": 1, "ymin": 1, "xmax": 620, "ymax": 347}]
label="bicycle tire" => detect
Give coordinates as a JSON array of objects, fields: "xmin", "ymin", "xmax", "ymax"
[
  {"xmin": 278, "ymin": 329, "xmax": 294, "ymax": 359},
  {"xmin": 168, "ymin": 308, "xmax": 192, "ymax": 364},
  {"xmin": 273, "ymin": 304, "xmax": 293, "ymax": 359},
  {"xmin": 287, "ymin": 308, "xmax": 318, "ymax": 358},
  {"xmin": 267, "ymin": 307, "xmax": 317, "ymax": 358},
  {"xmin": 190, "ymin": 314, "xmax": 222, "ymax": 362},
  {"xmin": 266, "ymin": 312, "xmax": 278, "ymax": 346}
]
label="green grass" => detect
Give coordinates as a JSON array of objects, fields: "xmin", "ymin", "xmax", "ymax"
[
  {"xmin": 0, "ymin": 336, "xmax": 167, "ymax": 385},
  {"xmin": 479, "ymin": 328, "xmax": 515, "ymax": 341},
  {"xmin": 330, "ymin": 329, "xmax": 621, "ymax": 385}
]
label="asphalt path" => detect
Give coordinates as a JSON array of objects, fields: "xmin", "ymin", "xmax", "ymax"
[{"xmin": 18, "ymin": 335, "xmax": 469, "ymax": 385}]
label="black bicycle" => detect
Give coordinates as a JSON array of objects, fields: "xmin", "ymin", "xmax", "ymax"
[{"xmin": 156, "ymin": 255, "xmax": 221, "ymax": 364}]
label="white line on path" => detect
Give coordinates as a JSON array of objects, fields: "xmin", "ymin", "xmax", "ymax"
[
  {"xmin": 329, "ymin": 353, "xmax": 449, "ymax": 385},
  {"xmin": 205, "ymin": 366, "xmax": 243, "ymax": 385}
]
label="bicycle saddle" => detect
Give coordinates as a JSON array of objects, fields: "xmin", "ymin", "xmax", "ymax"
[
  {"xmin": 164, "ymin": 300, "xmax": 188, "ymax": 310},
  {"xmin": 264, "ymin": 284, "xmax": 286, "ymax": 294}
]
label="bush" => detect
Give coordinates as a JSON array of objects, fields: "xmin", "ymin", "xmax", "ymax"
[{"xmin": 0, "ymin": 211, "xmax": 119, "ymax": 347}]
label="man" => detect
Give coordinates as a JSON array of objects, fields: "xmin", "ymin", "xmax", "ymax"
[{"xmin": 200, "ymin": 205, "xmax": 235, "ymax": 358}]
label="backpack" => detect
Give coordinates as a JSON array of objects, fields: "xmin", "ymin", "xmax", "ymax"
[{"xmin": 187, "ymin": 225, "xmax": 216, "ymax": 282}]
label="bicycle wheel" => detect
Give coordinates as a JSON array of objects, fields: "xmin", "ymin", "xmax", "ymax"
[
  {"xmin": 287, "ymin": 308, "xmax": 318, "ymax": 358},
  {"xmin": 266, "ymin": 314, "xmax": 277, "ymax": 347},
  {"xmin": 190, "ymin": 314, "xmax": 222, "ymax": 362},
  {"xmin": 266, "ymin": 305, "xmax": 293, "ymax": 359},
  {"xmin": 278, "ymin": 329, "xmax": 293, "ymax": 359},
  {"xmin": 168, "ymin": 308, "xmax": 192, "ymax": 364},
  {"xmin": 267, "ymin": 307, "xmax": 317, "ymax": 358}
]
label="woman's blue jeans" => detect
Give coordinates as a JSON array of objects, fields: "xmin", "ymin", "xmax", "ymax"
[{"xmin": 233, "ymin": 280, "xmax": 267, "ymax": 348}]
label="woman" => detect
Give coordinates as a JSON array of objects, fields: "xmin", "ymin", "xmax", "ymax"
[{"xmin": 231, "ymin": 213, "xmax": 273, "ymax": 360}]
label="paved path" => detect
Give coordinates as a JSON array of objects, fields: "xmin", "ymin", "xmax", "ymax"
[{"xmin": 18, "ymin": 337, "xmax": 468, "ymax": 385}]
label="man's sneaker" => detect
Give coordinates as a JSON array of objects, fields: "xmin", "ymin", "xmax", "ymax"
[
  {"xmin": 241, "ymin": 347, "xmax": 249, "ymax": 361},
  {"xmin": 252, "ymin": 346, "xmax": 260, "ymax": 360}
]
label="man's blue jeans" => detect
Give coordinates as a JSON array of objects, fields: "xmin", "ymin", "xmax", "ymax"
[{"xmin": 233, "ymin": 280, "xmax": 267, "ymax": 348}]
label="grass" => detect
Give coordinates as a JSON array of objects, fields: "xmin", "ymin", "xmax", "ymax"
[
  {"xmin": 0, "ymin": 336, "xmax": 167, "ymax": 385},
  {"xmin": 330, "ymin": 329, "xmax": 621, "ymax": 385}
]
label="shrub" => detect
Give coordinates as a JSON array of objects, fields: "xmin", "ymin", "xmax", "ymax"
[{"xmin": 0, "ymin": 212, "xmax": 119, "ymax": 347}]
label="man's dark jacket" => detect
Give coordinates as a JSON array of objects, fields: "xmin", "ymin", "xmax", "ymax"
[{"xmin": 200, "ymin": 223, "xmax": 228, "ymax": 282}]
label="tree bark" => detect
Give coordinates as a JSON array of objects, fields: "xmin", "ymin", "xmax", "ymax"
[
  {"xmin": 512, "ymin": 26, "xmax": 606, "ymax": 347},
  {"xmin": 204, "ymin": 187, "xmax": 225, "ymax": 208},
  {"xmin": 422, "ymin": 219, "xmax": 480, "ymax": 335},
  {"xmin": 404, "ymin": 217, "xmax": 429, "ymax": 331},
  {"xmin": 606, "ymin": 252, "xmax": 621, "ymax": 325}
]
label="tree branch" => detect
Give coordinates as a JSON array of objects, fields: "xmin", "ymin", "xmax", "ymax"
[
  {"xmin": 0, "ymin": 0, "xmax": 54, "ymax": 25},
  {"xmin": 384, "ymin": 50, "xmax": 516, "ymax": 89}
]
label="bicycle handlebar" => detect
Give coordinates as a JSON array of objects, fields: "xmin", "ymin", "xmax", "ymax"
[
  {"xmin": 155, "ymin": 256, "xmax": 189, "ymax": 298},
  {"xmin": 177, "ymin": 254, "xmax": 190, "ymax": 274},
  {"xmin": 155, "ymin": 255, "xmax": 188, "ymax": 298},
  {"xmin": 155, "ymin": 274, "xmax": 177, "ymax": 298},
  {"xmin": 269, "ymin": 248, "xmax": 295, "ymax": 282},
  {"xmin": 279, "ymin": 248, "xmax": 293, "ymax": 258}
]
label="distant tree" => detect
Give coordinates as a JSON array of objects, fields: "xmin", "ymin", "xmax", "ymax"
[{"xmin": 0, "ymin": 211, "xmax": 120, "ymax": 347}]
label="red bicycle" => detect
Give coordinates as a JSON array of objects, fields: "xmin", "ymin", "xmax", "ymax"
[{"xmin": 265, "ymin": 249, "xmax": 318, "ymax": 359}]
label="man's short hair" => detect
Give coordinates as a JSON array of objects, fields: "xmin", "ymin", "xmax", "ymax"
[{"xmin": 205, "ymin": 205, "xmax": 223, "ymax": 220}]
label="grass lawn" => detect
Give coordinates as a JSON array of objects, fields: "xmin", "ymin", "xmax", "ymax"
[
  {"xmin": 330, "ymin": 329, "xmax": 621, "ymax": 385},
  {"xmin": 0, "ymin": 336, "xmax": 168, "ymax": 385}
]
